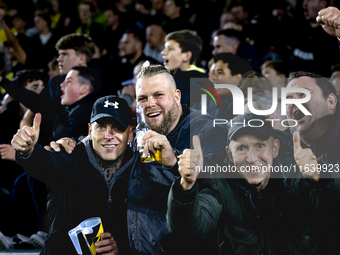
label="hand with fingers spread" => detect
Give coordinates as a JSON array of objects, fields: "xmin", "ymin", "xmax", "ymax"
[
  {"xmin": 293, "ymin": 131, "xmax": 320, "ymax": 182},
  {"xmin": 44, "ymin": 137, "xmax": 77, "ymax": 154},
  {"xmin": 0, "ymin": 144, "xmax": 16, "ymax": 161},
  {"xmin": 179, "ymin": 135, "xmax": 203, "ymax": 190},
  {"xmin": 141, "ymin": 130, "xmax": 177, "ymax": 167},
  {"xmin": 316, "ymin": 7, "xmax": 340, "ymax": 37},
  {"xmin": 94, "ymin": 232, "xmax": 119, "ymax": 255},
  {"xmin": 11, "ymin": 113, "xmax": 41, "ymax": 156}
]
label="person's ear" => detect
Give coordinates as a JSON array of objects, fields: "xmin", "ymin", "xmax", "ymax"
[
  {"xmin": 88, "ymin": 123, "xmax": 92, "ymax": 140},
  {"xmin": 80, "ymin": 84, "xmax": 90, "ymax": 95},
  {"xmin": 128, "ymin": 126, "xmax": 133, "ymax": 143},
  {"xmin": 272, "ymin": 138, "xmax": 280, "ymax": 158},
  {"xmin": 79, "ymin": 54, "xmax": 87, "ymax": 66},
  {"xmin": 174, "ymin": 89, "xmax": 181, "ymax": 106},
  {"xmin": 226, "ymin": 146, "xmax": 234, "ymax": 163},
  {"xmin": 182, "ymin": 51, "xmax": 192, "ymax": 63},
  {"xmin": 327, "ymin": 93, "xmax": 337, "ymax": 112}
]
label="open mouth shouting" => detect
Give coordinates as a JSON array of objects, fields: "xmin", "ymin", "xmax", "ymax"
[{"xmin": 293, "ymin": 109, "xmax": 306, "ymax": 122}]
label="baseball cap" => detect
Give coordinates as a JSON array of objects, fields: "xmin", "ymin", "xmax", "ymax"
[
  {"xmin": 227, "ymin": 112, "xmax": 276, "ymax": 144},
  {"xmin": 90, "ymin": 96, "xmax": 132, "ymax": 127}
]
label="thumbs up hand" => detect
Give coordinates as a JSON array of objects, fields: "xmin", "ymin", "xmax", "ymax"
[
  {"xmin": 11, "ymin": 113, "xmax": 41, "ymax": 156},
  {"xmin": 179, "ymin": 135, "xmax": 203, "ymax": 190},
  {"xmin": 293, "ymin": 131, "xmax": 320, "ymax": 182}
]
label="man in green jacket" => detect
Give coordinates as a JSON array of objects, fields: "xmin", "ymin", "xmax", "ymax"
[{"xmin": 167, "ymin": 112, "xmax": 340, "ymax": 254}]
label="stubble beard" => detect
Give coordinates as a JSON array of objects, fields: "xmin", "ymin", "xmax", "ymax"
[{"xmin": 146, "ymin": 103, "xmax": 179, "ymax": 135}]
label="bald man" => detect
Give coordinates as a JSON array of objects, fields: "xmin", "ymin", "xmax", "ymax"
[{"xmin": 143, "ymin": 24, "xmax": 165, "ymax": 63}]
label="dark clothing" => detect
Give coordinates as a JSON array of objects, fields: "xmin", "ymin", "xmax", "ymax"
[
  {"xmin": 0, "ymin": 100, "xmax": 24, "ymax": 192},
  {"xmin": 16, "ymin": 140, "xmax": 137, "ymax": 255},
  {"xmin": 102, "ymin": 25, "xmax": 126, "ymax": 59},
  {"xmin": 29, "ymin": 33, "xmax": 59, "ymax": 72},
  {"xmin": 289, "ymin": 23, "xmax": 340, "ymax": 77},
  {"xmin": 129, "ymin": 105, "xmax": 228, "ymax": 255},
  {"xmin": 0, "ymin": 75, "xmax": 65, "ymax": 145},
  {"xmin": 171, "ymin": 67, "xmax": 208, "ymax": 107},
  {"xmin": 167, "ymin": 154, "xmax": 340, "ymax": 254},
  {"xmin": 52, "ymin": 93, "xmax": 100, "ymax": 141},
  {"xmin": 114, "ymin": 54, "xmax": 157, "ymax": 90},
  {"xmin": 192, "ymin": 94, "xmax": 235, "ymax": 120},
  {"xmin": 161, "ymin": 16, "xmax": 190, "ymax": 34},
  {"xmin": 311, "ymin": 104, "xmax": 340, "ymax": 165}
]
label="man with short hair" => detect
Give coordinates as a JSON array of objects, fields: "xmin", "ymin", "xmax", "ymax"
[
  {"xmin": 167, "ymin": 112, "xmax": 340, "ymax": 254},
  {"xmin": 117, "ymin": 29, "xmax": 156, "ymax": 88},
  {"xmin": 212, "ymin": 28, "xmax": 260, "ymax": 72},
  {"xmin": 286, "ymin": 71, "xmax": 340, "ymax": 165},
  {"xmin": 54, "ymin": 63, "xmax": 228, "ymax": 254},
  {"xmin": 143, "ymin": 24, "xmax": 165, "ymax": 63},
  {"xmin": 212, "ymin": 29, "xmax": 242, "ymax": 56},
  {"xmin": 11, "ymin": 96, "xmax": 134, "ymax": 255}
]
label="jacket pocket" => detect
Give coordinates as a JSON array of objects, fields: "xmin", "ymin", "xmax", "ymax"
[{"xmin": 223, "ymin": 225, "xmax": 258, "ymax": 254}]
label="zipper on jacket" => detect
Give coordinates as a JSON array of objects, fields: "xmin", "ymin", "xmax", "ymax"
[{"xmin": 108, "ymin": 193, "xmax": 112, "ymax": 212}]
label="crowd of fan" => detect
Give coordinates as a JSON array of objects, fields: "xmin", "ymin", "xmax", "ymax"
[{"xmin": 1, "ymin": 0, "xmax": 340, "ymax": 252}]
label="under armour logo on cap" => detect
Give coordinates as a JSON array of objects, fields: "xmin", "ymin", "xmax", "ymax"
[
  {"xmin": 104, "ymin": 100, "xmax": 119, "ymax": 109},
  {"xmin": 90, "ymin": 96, "xmax": 132, "ymax": 127}
]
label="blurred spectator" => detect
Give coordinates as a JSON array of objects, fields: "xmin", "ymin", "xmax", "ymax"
[
  {"xmin": 161, "ymin": 0, "xmax": 190, "ymax": 33},
  {"xmin": 29, "ymin": 13, "xmax": 58, "ymax": 73},
  {"xmin": 244, "ymin": 92, "xmax": 287, "ymax": 131},
  {"xmin": 143, "ymin": 24, "xmax": 165, "ymax": 63},
  {"xmin": 150, "ymin": 0, "xmax": 166, "ymax": 24},
  {"xmin": 75, "ymin": 0, "xmax": 104, "ymax": 50},
  {"xmin": 211, "ymin": 28, "xmax": 261, "ymax": 72},
  {"xmin": 102, "ymin": 4, "xmax": 127, "ymax": 59},
  {"xmin": 238, "ymin": 70, "xmax": 272, "ymax": 97},
  {"xmin": 261, "ymin": 60, "xmax": 291, "ymax": 88},
  {"xmin": 330, "ymin": 63, "xmax": 340, "ymax": 98},
  {"xmin": 0, "ymin": 69, "xmax": 48, "ymax": 237},
  {"xmin": 116, "ymin": 29, "xmax": 156, "ymax": 88},
  {"xmin": 11, "ymin": 11, "xmax": 30, "ymax": 35},
  {"xmin": 49, "ymin": 0, "xmax": 77, "ymax": 38},
  {"xmin": 288, "ymin": 0, "xmax": 340, "ymax": 76},
  {"xmin": 135, "ymin": 0, "xmax": 154, "ymax": 30},
  {"xmin": 47, "ymin": 57, "xmax": 59, "ymax": 79},
  {"xmin": 192, "ymin": 52, "xmax": 252, "ymax": 120},
  {"xmin": 0, "ymin": 17, "xmax": 27, "ymax": 79},
  {"xmin": 162, "ymin": 29, "xmax": 207, "ymax": 106}
]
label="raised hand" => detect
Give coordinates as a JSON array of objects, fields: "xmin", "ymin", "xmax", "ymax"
[
  {"xmin": 293, "ymin": 131, "xmax": 320, "ymax": 182},
  {"xmin": 179, "ymin": 135, "xmax": 203, "ymax": 190},
  {"xmin": 11, "ymin": 113, "xmax": 41, "ymax": 156},
  {"xmin": 317, "ymin": 7, "xmax": 340, "ymax": 37}
]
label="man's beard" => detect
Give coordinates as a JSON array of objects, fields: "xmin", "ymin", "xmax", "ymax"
[
  {"xmin": 146, "ymin": 103, "xmax": 179, "ymax": 135},
  {"xmin": 123, "ymin": 51, "xmax": 136, "ymax": 60}
]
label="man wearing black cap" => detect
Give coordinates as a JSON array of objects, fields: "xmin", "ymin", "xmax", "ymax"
[
  {"xmin": 11, "ymin": 95, "xmax": 136, "ymax": 255},
  {"xmin": 167, "ymin": 112, "xmax": 340, "ymax": 254}
]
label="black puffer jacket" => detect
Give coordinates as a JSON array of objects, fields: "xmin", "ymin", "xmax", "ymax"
[{"xmin": 167, "ymin": 149, "xmax": 340, "ymax": 254}]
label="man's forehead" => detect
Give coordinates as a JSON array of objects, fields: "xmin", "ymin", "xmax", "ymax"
[{"xmin": 59, "ymin": 49, "xmax": 76, "ymax": 54}]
